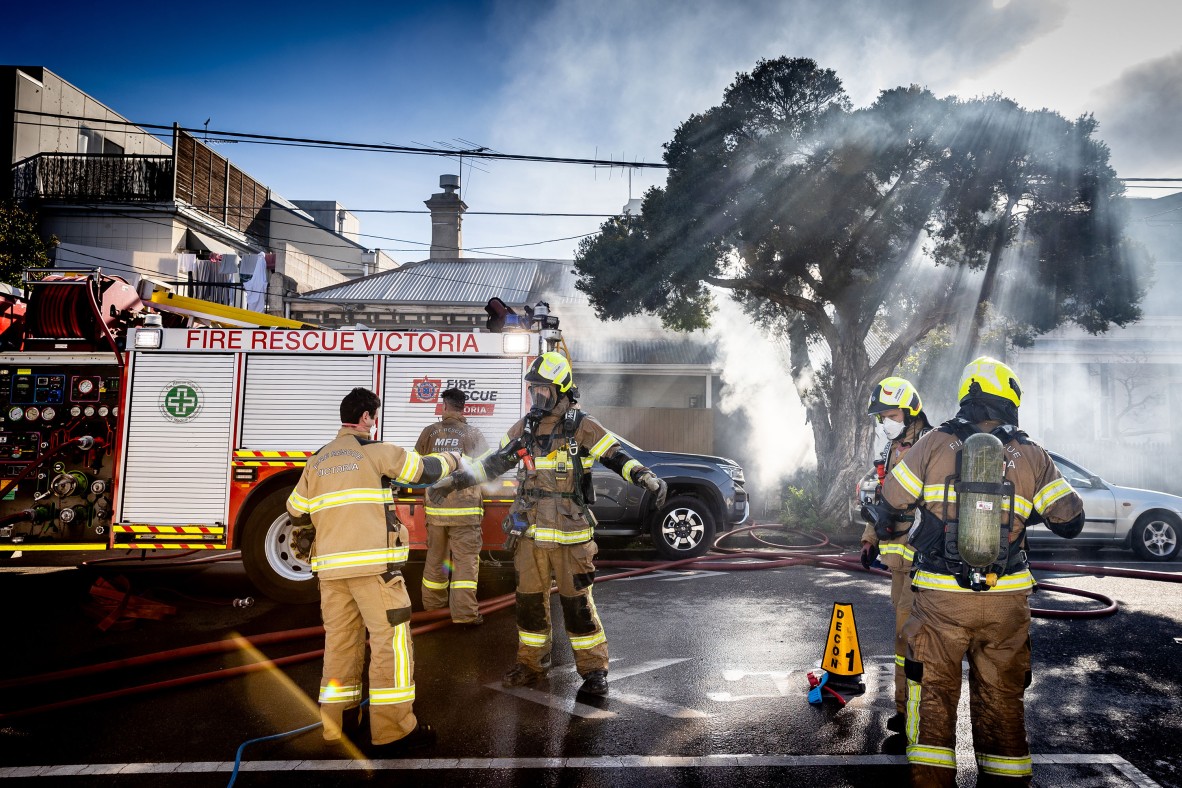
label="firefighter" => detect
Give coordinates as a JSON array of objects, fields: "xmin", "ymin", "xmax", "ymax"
[
  {"xmin": 286, "ymin": 387, "xmax": 462, "ymax": 753},
  {"xmin": 428, "ymin": 352, "xmax": 668, "ymax": 696},
  {"xmin": 872, "ymin": 358, "xmax": 1084, "ymax": 787},
  {"xmin": 415, "ymin": 387, "xmax": 490, "ymax": 625},
  {"xmin": 859, "ymin": 376, "xmax": 934, "ymax": 734}
]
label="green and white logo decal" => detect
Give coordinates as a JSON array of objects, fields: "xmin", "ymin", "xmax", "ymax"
[{"xmin": 159, "ymin": 380, "xmax": 204, "ymax": 423}]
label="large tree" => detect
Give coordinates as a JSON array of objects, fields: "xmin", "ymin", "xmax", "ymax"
[
  {"xmin": 574, "ymin": 57, "xmax": 1146, "ymax": 522},
  {"xmin": 0, "ymin": 202, "xmax": 57, "ymax": 285}
]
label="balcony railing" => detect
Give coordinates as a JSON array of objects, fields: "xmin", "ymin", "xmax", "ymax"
[{"xmin": 12, "ymin": 153, "xmax": 174, "ymax": 203}]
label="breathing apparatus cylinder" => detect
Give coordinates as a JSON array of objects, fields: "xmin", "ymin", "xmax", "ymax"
[{"xmin": 957, "ymin": 433, "xmax": 1005, "ymax": 568}]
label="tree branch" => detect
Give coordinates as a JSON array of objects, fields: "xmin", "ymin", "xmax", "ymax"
[{"xmin": 705, "ymin": 275, "xmax": 837, "ymax": 348}]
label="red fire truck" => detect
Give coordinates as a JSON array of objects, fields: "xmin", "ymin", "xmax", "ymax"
[{"xmin": 0, "ymin": 272, "xmax": 545, "ymax": 603}]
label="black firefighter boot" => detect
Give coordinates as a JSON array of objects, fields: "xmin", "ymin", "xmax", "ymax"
[{"xmin": 578, "ymin": 670, "xmax": 609, "ymax": 697}]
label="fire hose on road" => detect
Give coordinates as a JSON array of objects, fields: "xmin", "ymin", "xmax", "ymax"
[{"xmin": 0, "ymin": 521, "xmax": 1173, "ymax": 722}]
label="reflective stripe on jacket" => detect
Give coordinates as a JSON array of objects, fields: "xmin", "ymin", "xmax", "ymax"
[
  {"xmin": 493, "ymin": 401, "xmax": 648, "ymax": 546},
  {"xmin": 415, "ymin": 413, "xmax": 489, "ymax": 527},
  {"xmin": 881, "ymin": 422, "xmax": 1083, "ymax": 591},
  {"xmin": 286, "ymin": 426, "xmax": 454, "ymax": 580}
]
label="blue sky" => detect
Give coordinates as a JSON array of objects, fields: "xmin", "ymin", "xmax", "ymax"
[{"xmin": 8, "ymin": 0, "xmax": 1182, "ymax": 263}]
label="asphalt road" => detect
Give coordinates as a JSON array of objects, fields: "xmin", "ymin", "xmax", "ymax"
[{"xmin": 0, "ymin": 542, "xmax": 1179, "ymax": 787}]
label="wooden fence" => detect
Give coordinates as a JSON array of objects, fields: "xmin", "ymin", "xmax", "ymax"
[{"xmin": 592, "ymin": 407, "xmax": 714, "ymax": 455}]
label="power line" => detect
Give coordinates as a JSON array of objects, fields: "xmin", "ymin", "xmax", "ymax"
[{"xmin": 14, "ymin": 111, "xmax": 668, "ymax": 170}]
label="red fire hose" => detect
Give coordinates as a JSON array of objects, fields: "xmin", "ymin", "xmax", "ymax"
[{"xmin": 0, "ymin": 522, "xmax": 1171, "ymax": 720}]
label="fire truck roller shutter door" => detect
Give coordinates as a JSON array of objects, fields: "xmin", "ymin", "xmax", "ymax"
[
  {"xmin": 241, "ymin": 356, "xmax": 376, "ymax": 451},
  {"xmin": 120, "ymin": 353, "xmax": 235, "ymax": 525}
]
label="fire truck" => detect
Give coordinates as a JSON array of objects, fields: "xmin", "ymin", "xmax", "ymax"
[{"xmin": 0, "ymin": 271, "xmax": 547, "ymax": 603}]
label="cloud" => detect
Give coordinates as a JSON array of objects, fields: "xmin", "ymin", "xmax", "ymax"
[
  {"xmin": 469, "ymin": 0, "xmax": 1067, "ymax": 257},
  {"xmin": 1094, "ymin": 47, "xmax": 1182, "ymax": 176}
]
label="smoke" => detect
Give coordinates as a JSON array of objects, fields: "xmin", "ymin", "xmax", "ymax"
[
  {"xmin": 707, "ymin": 295, "xmax": 816, "ymax": 495},
  {"xmin": 1094, "ymin": 48, "xmax": 1182, "ymax": 175}
]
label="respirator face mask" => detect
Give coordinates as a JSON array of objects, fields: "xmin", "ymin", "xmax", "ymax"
[
  {"xmin": 528, "ymin": 383, "xmax": 559, "ymax": 413},
  {"xmin": 876, "ymin": 416, "xmax": 905, "ymax": 441}
]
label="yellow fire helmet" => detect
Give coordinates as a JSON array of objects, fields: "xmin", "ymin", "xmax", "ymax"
[
  {"xmin": 867, "ymin": 376, "xmax": 923, "ymax": 417},
  {"xmin": 525, "ymin": 351, "xmax": 574, "ymax": 393},
  {"xmin": 958, "ymin": 357, "xmax": 1022, "ymax": 407}
]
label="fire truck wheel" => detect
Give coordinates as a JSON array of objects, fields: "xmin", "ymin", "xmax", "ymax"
[
  {"xmin": 649, "ymin": 495, "xmax": 716, "ymax": 560},
  {"xmin": 242, "ymin": 489, "xmax": 319, "ymax": 604}
]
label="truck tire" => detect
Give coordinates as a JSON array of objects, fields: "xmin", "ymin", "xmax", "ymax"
[
  {"xmin": 649, "ymin": 495, "xmax": 716, "ymax": 559},
  {"xmin": 242, "ymin": 489, "xmax": 319, "ymax": 604},
  {"xmin": 1131, "ymin": 511, "xmax": 1181, "ymax": 561}
]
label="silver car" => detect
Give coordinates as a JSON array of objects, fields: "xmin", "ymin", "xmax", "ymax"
[{"xmin": 1023, "ymin": 453, "xmax": 1182, "ymax": 561}]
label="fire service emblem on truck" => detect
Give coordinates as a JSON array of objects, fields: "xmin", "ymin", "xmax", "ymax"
[
  {"xmin": 410, "ymin": 378, "xmax": 442, "ymax": 403},
  {"xmin": 159, "ymin": 381, "xmax": 204, "ymax": 423}
]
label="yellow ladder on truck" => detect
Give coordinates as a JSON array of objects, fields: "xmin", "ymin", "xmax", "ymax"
[{"xmin": 147, "ymin": 290, "xmax": 316, "ymax": 329}]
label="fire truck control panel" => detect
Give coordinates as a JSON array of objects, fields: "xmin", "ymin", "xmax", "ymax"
[{"xmin": 0, "ymin": 364, "xmax": 121, "ymax": 544}]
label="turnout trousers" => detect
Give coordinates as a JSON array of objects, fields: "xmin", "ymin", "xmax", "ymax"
[
  {"xmin": 421, "ymin": 524, "xmax": 483, "ymax": 623},
  {"xmin": 513, "ymin": 537, "xmax": 607, "ymax": 676},
  {"xmin": 887, "ymin": 557, "xmax": 915, "ymax": 715},
  {"xmin": 319, "ymin": 573, "xmax": 417, "ymax": 745},
  {"xmin": 903, "ymin": 587, "xmax": 1032, "ymax": 788}
]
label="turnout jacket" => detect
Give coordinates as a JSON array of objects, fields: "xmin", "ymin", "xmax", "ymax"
[
  {"xmin": 287, "ymin": 426, "xmax": 459, "ymax": 580},
  {"xmin": 881, "ymin": 420, "xmax": 1083, "ymax": 594},
  {"xmin": 861, "ymin": 418, "xmax": 931, "ymax": 565},
  {"xmin": 415, "ymin": 413, "xmax": 489, "ymax": 527},
  {"xmin": 468, "ymin": 400, "xmax": 652, "ymax": 547}
]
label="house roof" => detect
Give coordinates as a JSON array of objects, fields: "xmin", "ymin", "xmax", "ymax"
[
  {"xmin": 298, "ymin": 258, "xmax": 583, "ymax": 307},
  {"xmin": 566, "ymin": 337, "xmax": 718, "ymax": 368}
]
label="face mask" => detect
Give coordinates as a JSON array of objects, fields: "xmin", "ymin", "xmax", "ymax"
[
  {"xmin": 876, "ymin": 417, "xmax": 905, "ymax": 441},
  {"xmin": 529, "ymin": 384, "xmax": 558, "ymax": 413}
]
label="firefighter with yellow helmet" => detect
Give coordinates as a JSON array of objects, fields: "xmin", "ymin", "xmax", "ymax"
[
  {"xmin": 871, "ymin": 358, "xmax": 1084, "ymax": 787},
  {"xmin": 428, "ymin": 352, "xmax": 667, "ymax": 696},
  {"xmin": 859, "ymin": 376, "xmax": 933, "ymax": 734}
]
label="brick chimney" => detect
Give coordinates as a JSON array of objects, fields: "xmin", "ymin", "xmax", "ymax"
[{"xmin": 424, "ymin": 174, "xmax": 467, "ymax": 258}]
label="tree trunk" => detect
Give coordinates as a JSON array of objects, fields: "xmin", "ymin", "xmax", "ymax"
[
  {"xmin": 965, "ymin": 196, "xmax": 1017, "ymax": 357},
  {"xmin": 788, "ymin": 318, "xmax": 877, "ymax": 531}
]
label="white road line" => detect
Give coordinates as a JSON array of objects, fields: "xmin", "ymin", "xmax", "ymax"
[
  {"xmin": 0, "ymin": 754, "xmax": 1158, "ymax": 780},
  {"xmin": 606, "ymin": 658, "xmax": 691, "ymax": 681},
  {"xmin": 482, "ymin": 682, "xmax": 616, "ymax": 718},
  {"xmin": 608, "ymin": 690, "xmax": 712, "ymax": 718}
]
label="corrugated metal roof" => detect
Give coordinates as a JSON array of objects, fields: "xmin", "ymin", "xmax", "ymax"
[
  {"xmin": 300, "ymin": 258, "xmax": 584, "ymax": 305},
  {"xmin": 567, "ymin": 337, "xmax": 717, "ymax": 367}
]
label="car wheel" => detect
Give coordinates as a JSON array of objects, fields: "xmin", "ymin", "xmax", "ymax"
[
  {"xmin": 242, "ymin": 489, "xmax": 319, "ymax": 604},
  {"xmin": 649, "ymin": 495, "xmax": 716, "ymax": 559},
  {"xmin": 1131, "ymin": 511, "xmax": 1181, "ymax": 562}
]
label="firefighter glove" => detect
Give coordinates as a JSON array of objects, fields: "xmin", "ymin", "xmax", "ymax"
[
  {"xmin": 860, "ymin": 542, "xmax": 879, "ymax": 570},
  {"xmin": 429, "ymin": 468, "xmax": 475, "ymax": 505},
  {"xmin": 637, "ymin": 471, "xmax": 667, "ymax": 510},
  {"xmin": 861, "ymin": 502, "xmax": 901, "ymax": 541}
]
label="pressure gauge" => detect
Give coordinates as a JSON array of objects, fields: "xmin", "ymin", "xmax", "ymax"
[
  {"xmin": 70, "ymin": 406, "xmax": 81, "ymax": 417},
  {"xmin": 98, "ymin": 406, "xmax": 109, "ymax": 417},
  {"xmin": 25, "ymin": 407, "xmax": 39, "ymax": 421},
  {"xmin": 8, "ymin": 406, "xmax": 23, "ymax": 421},
  {"xmin": 41, "ymin": 407, "xmax": 56, "ymax": 421},
  {"xmin": 83, "ymin": 406, "xmax": 95, "ymax": 417},
  {"xmin": 77, "ymin": 379, "xmax": 95, "ymax": 395},
  {"xmin": 112, "ymin": 407, "xmax": 119, "ymax": 417}
]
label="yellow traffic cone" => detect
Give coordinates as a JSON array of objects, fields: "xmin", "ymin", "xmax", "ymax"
[{"xmin": 819, "ymin": 602, "xmax": 865, "ymax": 696}]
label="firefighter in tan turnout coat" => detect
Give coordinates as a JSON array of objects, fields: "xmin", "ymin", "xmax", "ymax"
[
  {"xmin": 859, "ymin": 376, "xmax": 934, "ymax": 734},
  {"xmin": 287, "ymin": 387, "xmax": 461, "ymax": 752},
  {"xmin": 872, "ymin": 359, "xmax": 1084, "ymax": 788},
  {"xmin": 415, "ymin": 387, "xmax": 490, "ymax": 625},
  {"xmin": 429, "ymin": 352, "xmax": 667, "ymax": 697}
]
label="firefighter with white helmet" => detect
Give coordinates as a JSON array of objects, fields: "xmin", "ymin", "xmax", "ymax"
[
  {"xmin": 415, "ymin": 387, "xmax": 490, "ymax": 626},
  {"xmin": 429, "ymin": 352, "xmax": 667, "ymax": 696},
  {"xmin": 859, "ymin": 375, "xmax": 933, "ymax": 733},
  {"xmin": 872, "ymin": 358, "xmax": 1084, "ymax": 787}
]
